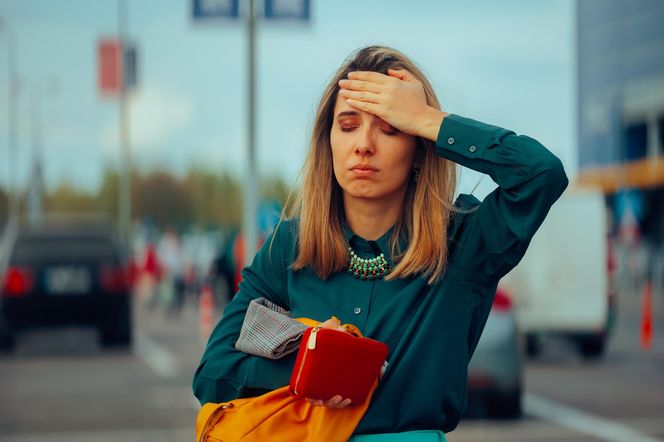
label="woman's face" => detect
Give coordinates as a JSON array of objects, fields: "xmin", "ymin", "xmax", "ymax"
[{"xmin": 330, "ymin": 94, "xmax": 417, "ymax": 202}]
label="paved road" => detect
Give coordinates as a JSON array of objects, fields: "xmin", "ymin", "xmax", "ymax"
[{"xmin": 0, "ymin": 284, "xmax": 662, "ymax": 441}]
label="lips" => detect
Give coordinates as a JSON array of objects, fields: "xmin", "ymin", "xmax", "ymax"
[
  {"xmin": 350, "ymin": 165, "xmax": 378, "ymax": 178},
  {"xmin": 350, "ymin": 165, "xmax": 379, "ymax": 172}
]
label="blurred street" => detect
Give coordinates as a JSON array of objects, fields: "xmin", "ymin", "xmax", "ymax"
[
  {"xmin": 0, "ymin": 283, "xmax": 662, "ymax": 442},
  {"xmin": 1, "ymin": 1, "xmax": 663, "ymax": 440}
]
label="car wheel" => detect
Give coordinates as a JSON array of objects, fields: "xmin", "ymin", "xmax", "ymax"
[
  {"xmin": 488, "ymin": 388, "xmax": 522, "ymax": 419},
  {"xmin": 100, "ymin": 303, "xmax": 132, "ymax": 348},
  {"xmin": 577, "ymin": 335, "xmax": 606, "ymax": 360},
  {"xmin": 525, "ymin": 333, "xmax": 541, "ymax": 358}
]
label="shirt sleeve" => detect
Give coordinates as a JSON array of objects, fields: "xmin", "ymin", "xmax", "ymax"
[
  {"xmin": 436, "ymin": 113, "xmax": 569, "ymax": 281},
  {"xmin": 192, "ymin": 221, "xmax": 297, "ymax": 405}
]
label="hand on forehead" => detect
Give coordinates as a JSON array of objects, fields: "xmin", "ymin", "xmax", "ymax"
[{"xmin": 334, "ymin": 95, "xmax": 394, "ymax": 127}]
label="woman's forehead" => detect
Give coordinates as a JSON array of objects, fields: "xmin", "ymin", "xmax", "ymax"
[
  {"xmin": 333, "ymin": 94, "xmax": 382, "ymax": 122},
  {"xmin": 333, "ymin": 94, "xmax": 356, "ymax": 115}
]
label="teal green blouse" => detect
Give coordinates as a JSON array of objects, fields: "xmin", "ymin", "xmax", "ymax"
[{"xmin": 193, "ymin": 114, "xmax": 568, "ymax": 434}]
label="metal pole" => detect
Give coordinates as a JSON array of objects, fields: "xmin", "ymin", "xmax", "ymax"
[
  {"xmin": 1, "ymin": 20, "xmax": 18, "ymax": 224},
  {"xmin": 243, "ymin": 0, "xmax": 259, "ymax": 266},
  {"xmin": 27, "ymin": 93, "xmax": 43, "ymax": 226},
  {"xmin": 118, "ymin": 0, "xmax": 132, "ymax": 247},
  {"xmin": 8, "ymin": 27, "xmax": 17, "ymax": 223}
]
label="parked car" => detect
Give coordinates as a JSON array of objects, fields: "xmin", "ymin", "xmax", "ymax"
[
  {"xmin": 467, "ymin": 287, "xmax": 523, "ymax": 419},
  {"xmin": 0, "ymin": 219, "xmax": 132, "ymax": 351}
]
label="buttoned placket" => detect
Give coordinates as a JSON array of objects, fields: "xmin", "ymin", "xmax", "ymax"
[
  {"xmin": 343, "ymin": 223, "xmax": 396, "ymax": 332},
  {"xmin": 346, "ymin": 236, "xmax": 374, "ymax": 330}
]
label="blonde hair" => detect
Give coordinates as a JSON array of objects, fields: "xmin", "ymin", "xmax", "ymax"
[{"xmin": 279, "ymin": 45, "xmax": 458, "ymax": 285}]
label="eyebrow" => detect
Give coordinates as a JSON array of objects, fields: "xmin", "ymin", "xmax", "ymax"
[
  {"xmin": 334, "ymin": 111, "xmax": 395, "ymax": 129},
  {"xmin": 335, "ymin": 111, "xmax": 360, "ymax": 119}
]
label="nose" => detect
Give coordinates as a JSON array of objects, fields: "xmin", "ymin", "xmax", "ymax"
[{"xmin": 354, "ymin": 126, "xmax": 375, "ymax": 156}]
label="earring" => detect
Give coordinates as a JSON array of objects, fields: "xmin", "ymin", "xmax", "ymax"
[{"xmin": 413, "ymin": 167, "xmax": 421, "ymax": 182}]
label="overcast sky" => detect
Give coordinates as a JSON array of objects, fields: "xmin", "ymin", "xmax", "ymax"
[{"xmin": 0, "ymin": 0, "xmax": 576, "ymax": 200}]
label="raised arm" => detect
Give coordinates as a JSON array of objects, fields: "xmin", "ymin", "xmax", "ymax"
[
  {"xmin": 436, "ymin": 113, "xmax": 568, "ymax": 278},
  {"xmin": 338, "ymin": 69, "xmax": 568, "ymax": 278}
]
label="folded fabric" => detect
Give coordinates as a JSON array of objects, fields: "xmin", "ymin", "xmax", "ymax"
[{"xmin": 235, "ymin": 297, "xmax": 308, "ymax": 359}]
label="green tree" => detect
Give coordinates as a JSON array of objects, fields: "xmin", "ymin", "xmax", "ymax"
[
  {"xmin": 44, "ymin": 181, "xmax": 97, "ymax": 213},
  {"xmin": 134, "ymin": 170, "xmax": 192, "ymax": 229}
]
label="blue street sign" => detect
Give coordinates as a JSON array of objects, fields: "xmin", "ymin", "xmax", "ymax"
[
  {"xmin": 258, "ymin": 200, "xmax": 282, "ymax": 235},
  {"xmin": 264, "ymin": 0, "xmax": 310, "ymax": 21},
  {"xmin": 192, "ymin": 0, "xmax": 240, "ymax": 20},
  {"xmin": 124, "ymin": 44, "xmax": 138, "ymax": 91}
]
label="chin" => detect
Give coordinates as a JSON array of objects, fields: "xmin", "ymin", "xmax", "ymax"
[{"xmin": 344, "ymin": 184, "xmax": 383, "ymax": 199}]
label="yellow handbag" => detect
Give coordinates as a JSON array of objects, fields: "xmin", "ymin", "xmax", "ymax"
[{"xmin": 195, "ymin": 319, "xmax": 378, "ymax": 442}]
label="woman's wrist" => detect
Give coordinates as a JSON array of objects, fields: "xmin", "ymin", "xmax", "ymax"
[{"xmin": 417, "ymin": 107, "xmax": 449, "ymax": 142}]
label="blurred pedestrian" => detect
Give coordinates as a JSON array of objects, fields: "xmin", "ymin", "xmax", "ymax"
[
  {"xmin": 193, "ymin": 46, "xmax": 568, "ymax": 439},
  {"xmin": 157, "ymin": 227, "xmax": 185, "ymax": 314},
  {"xmin": 135, "ymin": 241, "xmax": 161, "ymax": 309}
]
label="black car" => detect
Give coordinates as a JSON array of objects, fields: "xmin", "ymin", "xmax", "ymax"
[{"xmin": 0, "ymin": 221, "xmax": 132, "ymax": 351}]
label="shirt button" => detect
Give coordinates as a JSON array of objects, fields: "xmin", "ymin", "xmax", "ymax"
[
  {"xmin": 353, "ymin": 307, "xmax": 362, "ymax": 315},
  {"xmin": 447, "ymin": 137, "xmax": 455, "ymax": 145},
  {"xmin": 469, "ymin": 145, "xmax": 477, "ymax": 153}
]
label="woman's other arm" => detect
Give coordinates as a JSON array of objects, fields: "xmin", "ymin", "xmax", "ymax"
[{"xmin": 192, "ymin": 222, "xmax": 296, "ymax": 405}]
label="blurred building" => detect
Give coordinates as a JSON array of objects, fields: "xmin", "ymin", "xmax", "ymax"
[{"xmin": 576, "ymin": 0, "xmax": 664, "ymax": 246}]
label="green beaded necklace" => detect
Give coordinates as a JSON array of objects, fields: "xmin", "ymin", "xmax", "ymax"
[{"xmin": 347, "ymin": 246, "xmax": 390, "ymax": 280}]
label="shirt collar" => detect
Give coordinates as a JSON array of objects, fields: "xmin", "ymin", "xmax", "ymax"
[{"xmin": 341, "ymin": 217, "xmax": 397, "ymax": 266}]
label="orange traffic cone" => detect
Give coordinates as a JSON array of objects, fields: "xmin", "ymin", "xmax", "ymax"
[
  {"xmin": 199, "ymin": 285, "xmax": 215, "ymax": 343},
  {"xmin": 640, "ymin": 279, "xmax": 653, "ymax": 350}
]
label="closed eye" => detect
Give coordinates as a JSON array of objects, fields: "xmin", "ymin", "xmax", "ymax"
[{"xmin": 339, "ymin": 127, "xmax": 398, "ymax": 135}]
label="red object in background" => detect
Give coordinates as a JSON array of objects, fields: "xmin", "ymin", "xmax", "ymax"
[
  {"xmin": 2, "ymin": 267, "xmax": 35, "ymax": 298},
  {"xmin": 100, "ymin": 264, "xmax": 130, "ymax": 294},
  {"xmin": 641, "ymin": 279, "xmax": 653, "ymax": 350},
  {"xmin": 492, "ymin": 287, "xmax": 513, "ymax": 312},
  {"xmin": 98, "ymin": 38, "xmax": 123, "ymax": 95},
  {"xmin": 232, "ymin": 233, "xmax": 265, "ymax": 293},
  {"xmin": 199, "ymin": 284, "xmax": 214, "ymax": 341},
  {"xmin": 126, "ymin": 260, "xmax": 140, "ymax": 288},
  {"xmin": 607, "ymin": 239, "xmax": 616, "ymax": 276},
  {"xmin": 143, "ymin": 244, "xmax": 162, "ymax": 280}
]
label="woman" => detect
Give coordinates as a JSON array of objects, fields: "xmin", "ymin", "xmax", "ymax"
[{"xmin": 193, "ymin": 46, "xmax": 568, "ymax": 437}]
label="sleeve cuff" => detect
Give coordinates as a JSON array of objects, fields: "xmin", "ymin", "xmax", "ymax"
[{"xmin": 435, "ymin": 114, "xmax": 512, "ymax": 161}]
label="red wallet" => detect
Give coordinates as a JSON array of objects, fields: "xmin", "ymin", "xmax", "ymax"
[{"xmin": 289, "ymin": 326, "xmax": 389, "ymax": 405}]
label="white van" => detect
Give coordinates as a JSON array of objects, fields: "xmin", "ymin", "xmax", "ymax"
[{"xmin": 500, "ymin": 186, "xmax": 616, "ymax": 359}]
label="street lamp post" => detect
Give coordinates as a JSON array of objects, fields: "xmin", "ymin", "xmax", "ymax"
[
  {"xmin": 0, "ymin": 18, "xmax": 19, "ymax": 224},
  {"xmin": 25, "ymin": 79, "xmax": 57, "ymax": 227},
  {"xmin": 118, "ymin": 0, "xmax": 132, "ymax": 248},
  {"xmin": 243, "ymin": 0, "xmax": 259, "ymax": 266}
]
